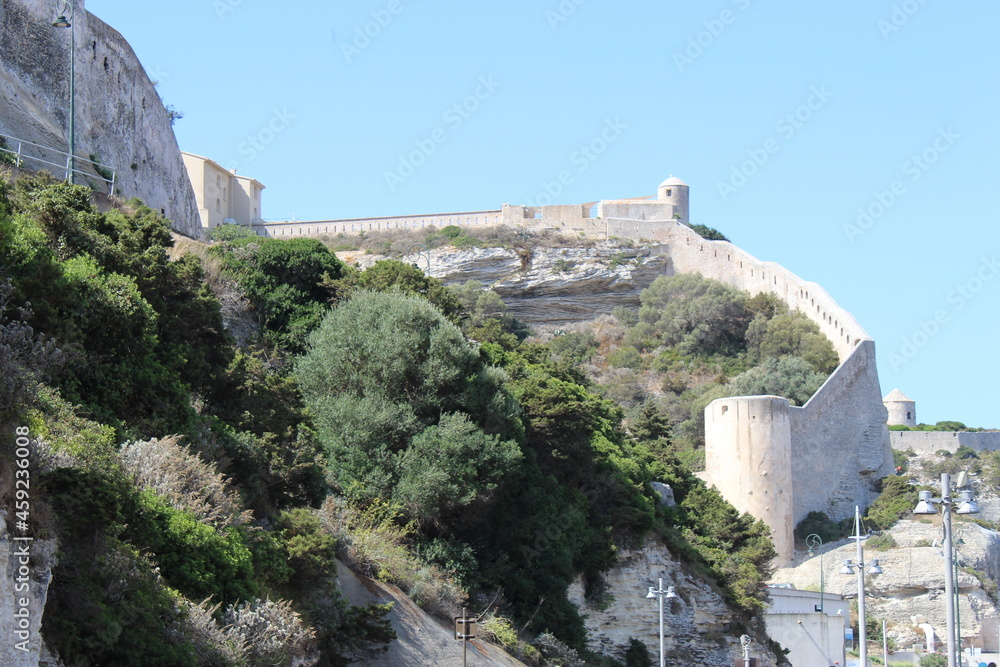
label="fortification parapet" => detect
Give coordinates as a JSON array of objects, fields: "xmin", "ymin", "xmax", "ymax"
[
  {"xmin": 890, "ymin": 430, "xmax": 1000, "ymax": 455},
  {"xmin": 606, "ymin": 218, "xmax": 868, "ymax": 361}
]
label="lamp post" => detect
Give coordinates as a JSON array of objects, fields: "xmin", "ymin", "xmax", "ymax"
[
  {"xmin": 52, "ymin": 0, "xmax": 75, "ymax": 184},
  {"xmin": 806, "ymin": 533, "xmax": 825, "ymax": 613},
  {"xmin": 841, "ymin": 505, "xmax": 882, "ymax": 667},
  {"xmin": 912, "ymin": 472, "xmax": 979, "ymax": 667},
  {"xmin": 646, "ymin": 578, "xmax": 677, "ymax": 667},
  {"xmin": 883, "ymin": 618, "xmax": 889, "ymax": 667}
]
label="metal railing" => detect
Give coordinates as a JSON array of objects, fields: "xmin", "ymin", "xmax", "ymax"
[{"xmin": 0, "ymin": 131, "xmax": 116, "ymax": 195}]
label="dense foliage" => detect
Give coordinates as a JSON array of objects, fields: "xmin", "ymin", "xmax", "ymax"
[
  {"xmin": 209, "ymin": 234, "xmax": 344, "ymax": 353},
  {"xmin": 1, "ymin": 176, "xmax": 788, "ymax": 664},
  {"xmin": 580, "ymin": 274, "xmax": 840, "ymax": 467},
  {"xmin": 0, "ymin": 176, "xmax": 391, "ymax": 665}
]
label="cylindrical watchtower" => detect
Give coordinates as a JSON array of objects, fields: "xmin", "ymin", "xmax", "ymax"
[
  {"xmin": 657, "ymin": 176, "xmax": 689, "ymax": 224},
  {"xmin": 883, "ymin": 389, "xmax": 916, "ymax": 427}
]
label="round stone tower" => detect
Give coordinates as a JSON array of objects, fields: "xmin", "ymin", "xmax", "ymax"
[
  {"xmin": 657, "ymin": 176, "xmax": 689, "ymax": 224},
  {"xmin": 883, "ymin": 389, "xmax": 916, "ymax": 427}
]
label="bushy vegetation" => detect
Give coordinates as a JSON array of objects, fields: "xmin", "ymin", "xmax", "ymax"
[
  {"xmin": 889, "ymin": 420, "xmax": 987, "ymax": 432},
  {"xmin": 1, "ymin": 176, "xmax": 789, "ymax": 663},
  {"xmin": 561, "ymin": 274, "xmax": 839, "ymax": 467},
  {"xmin": 0, "ymin": 175, "xmax": 391, "ymax": 665}
]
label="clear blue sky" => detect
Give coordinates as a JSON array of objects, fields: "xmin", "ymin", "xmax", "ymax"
[{"xmin": 88, "ymin": 0, "xmax": 999, "ymax": 428}]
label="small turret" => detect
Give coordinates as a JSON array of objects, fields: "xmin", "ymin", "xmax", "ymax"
[
  {"xmin": 657, "ymin": 176, "xmax": 689, "ymax": 224},
  {"xmin": 883, "ymin": 389, "xmax": 916, "ymax": 427}
]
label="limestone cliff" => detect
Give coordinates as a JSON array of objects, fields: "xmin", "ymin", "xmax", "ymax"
[
  {"xmin": 338, "ymin": 242, "xmax": 670, "ymax": 325},
  {"xmin": 772, "ymin": 518, "xmax": 1000, "ymax": 652},
  {"xmin": 0, "ymin": 0, "xmax": 201, "ymax": 237},
  {"xmin": 566, "ymin": 539, "xmax": 785, "ymax": 666}
]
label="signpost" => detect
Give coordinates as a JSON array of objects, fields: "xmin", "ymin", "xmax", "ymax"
[{"xmin": 454, "ymin": 607, "xmax": 478, "ymax": 667}]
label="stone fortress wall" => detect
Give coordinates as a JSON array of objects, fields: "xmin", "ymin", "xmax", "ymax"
[
  {"xmin": 883, "ymin": 391, "xmax": 1000, "ymax": 455},
  {"xmin": 251, "ymin": 176, "xmax": 690, "ymax": 240},
  {"xmin": 256, "ymin": 177, "xmax": 894, "ymax": 567},
  {"xmin": 890, "ymin": 430, "xmax": 1000, "ymax": 456},
  {"xmin": 0, "ymin": 0, "xmax": 201, "ymax": 237},
  {"xmin": 645, "ymin": 219, "xmax": 894, "ymax": 566}
]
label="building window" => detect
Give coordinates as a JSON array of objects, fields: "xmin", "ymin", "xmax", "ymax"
[
  {"xmin": 216, "ymin": 174, "xmax": 222, "ymax": 188},
  {"xmin": 216, "ymin": 199, "xmax": 221, "ymax": 213},
  {"xmin": 666, "ymin": 188, "xmax": 672, "ymax": 196},
  {"xmin": 223, "ymin": 187, "xmax": 227, "ymax": 201},
  {"xmin": 907, "ymin": 412, "xmax": 912, "ymax": 420}
]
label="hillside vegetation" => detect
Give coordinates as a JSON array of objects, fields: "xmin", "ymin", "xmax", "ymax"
[
  {"xmin": 1, "ymin": 177, "xmax": 797, "ymax": 665},
  {"xmin": 536, "ymin": 273, "xmax": 838, "ymax": 469}
]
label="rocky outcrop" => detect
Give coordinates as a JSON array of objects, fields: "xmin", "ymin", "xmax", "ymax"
[
  {"xmin": 566, "ymin": 539, "xmax": 784, "ymax": 666},
  {"xmin": 1, "ymin": 514, "xmax": 57, "ymax": 667},
  {"xmin": 0, "ymin": 0, "xmax": 201, "ymax": 237},
  {"xmin": 339, "ymin": 243, "xmax": 669, "ymax": 325},
  {"xmin": 771, "ymin": 518, "xmax": 1000, "ymax": 651},
  {"xmin": 335, "ymin": 561, "xmax": 528, "ymax": 667}
]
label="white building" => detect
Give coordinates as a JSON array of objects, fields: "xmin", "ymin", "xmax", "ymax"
[{"xmin": 764, "ymin": 587, "xmax": 847, "ymax": 667}]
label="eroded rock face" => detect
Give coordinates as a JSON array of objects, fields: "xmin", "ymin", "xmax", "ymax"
[
  {"xmin": 334, "ymin": 561, "xmax": 529, "ymax": 667},
  {"xmin": 771, "ymin": 519, "xmax": 1000, "ymax": 651},
  {"xmin": 566, "ymin": 539, "xmax": 783, "ymax": 666},
  {"xmin": 340, "ymin": 243, "xmax": 670, "ymax": 325}
]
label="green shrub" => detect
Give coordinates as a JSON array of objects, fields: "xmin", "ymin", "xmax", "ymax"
[
  {"xmin": 624, "ymin": 637, "xmax": 653, "ymax": 666},
  {"xmin": 277, "ymin": 507, "xmax": 338, "ymax": 581},
  {"xmin": 608, "ymin": 346, "xmax": 643, "ymax": 369},
  {"xmin": 865, "ymin": 476, "xmax": 919, "ymax": 531},
  {"xmin": 687, "ymin": 223, "xmax": 729, "ymax": 241},
  {"xmin": 612, "ymin": 305, "xmax": 639, "ymax": 327},
  {"xmin": 210, "ymin": 222, "xmax": 257, "ymax": 242},
  {"xmin": 795, "ymin": 511, "xmax": 851, "ymax": 543},
  {"xmin": 956, "ymin": 445, "xmax": 979, "ymax": 459},
  {"xmin": 130, "ymin": 492, "xmax": 257, "ymax": 604},
  {"xmin": 867, "ymin": 533, "xmax": 897, "ymax": 550},
  {"xmin": 892, "ymin": 449, "xmax": 909, "ymax": 473}
]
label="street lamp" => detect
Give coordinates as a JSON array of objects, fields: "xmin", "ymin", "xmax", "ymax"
[
  {"xmin": 806, "ymin": 533, "xmax": 825, "ymax": 613},
  {"xmin": 646, "ymin": 578, "xmax": 677, "ymax": 667},
  {"xmin": 841, "ymin": 506, "xmax": 882, "ymax": 667},
  {"xmin": 52, "ymin": 0, "xmax": 75, "ymax": 184},
  {"xmin": 912, "ymin": 472, "xmax": 979, "ymax": 667}
]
